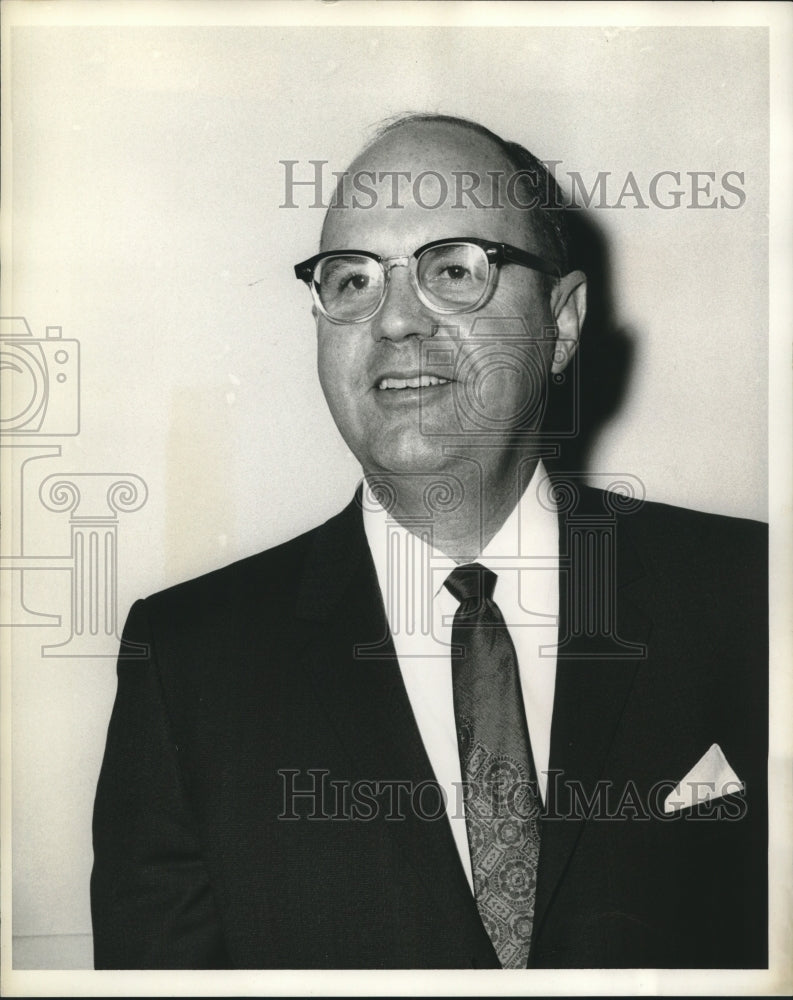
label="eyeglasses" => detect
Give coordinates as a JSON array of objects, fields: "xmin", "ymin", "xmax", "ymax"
[{"xmin": 293, "ymin": 237, "xmax": 560, "ymax": 324}]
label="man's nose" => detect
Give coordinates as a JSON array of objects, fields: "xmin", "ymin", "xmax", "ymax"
[{"xmin": 370, "ymin": 265, "xmax": 434, "ymax": 342}]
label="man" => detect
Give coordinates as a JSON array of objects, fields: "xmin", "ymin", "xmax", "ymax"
[{"xmin": 91, "ymin": 114, "xmax": 767, "ymax": 969}]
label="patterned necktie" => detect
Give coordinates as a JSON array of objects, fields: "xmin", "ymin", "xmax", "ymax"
[{"xmin": 445, "ymin": 563, "xmax": 541, "ymax": 969}]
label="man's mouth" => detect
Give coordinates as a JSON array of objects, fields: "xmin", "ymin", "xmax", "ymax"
[{"xmin": 376, "ymin": 374, "xmax": 452, "ymax": 390}]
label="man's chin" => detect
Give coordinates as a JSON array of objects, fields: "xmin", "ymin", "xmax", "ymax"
[{"xmin": 364, "ymin": 435, "xmax": 462, "ymax": 478}]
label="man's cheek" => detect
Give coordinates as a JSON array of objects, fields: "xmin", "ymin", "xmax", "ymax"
[
  {"xmin": 317, "ymin": 339, "xmax": 353, "ymax": 396},
  {"xmin": 456, "ymin": 346, "xmax": 547, "ymax": 430}
]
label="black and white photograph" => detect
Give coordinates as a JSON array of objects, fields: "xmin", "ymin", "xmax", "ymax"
[{"xmin": 2, "ymin": 1, "xmax": 791, "ymax": 995}]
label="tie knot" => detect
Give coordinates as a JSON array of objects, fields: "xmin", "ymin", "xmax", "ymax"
[{"xmin": 444, "ymin": 562, "xmax": 497, "ymax": 606}]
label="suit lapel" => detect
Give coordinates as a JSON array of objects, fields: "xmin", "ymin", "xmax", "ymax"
[
  {"xmin": 293, "ymin": 492, "xmax": 498, "ymax": 964},
  {"xmin": 532, "ymin": 484, "xmax": 653, "ymax": 945},
  {"xmin": 289, "ymin": 485, "xmax": 652, "ymax": 963}
]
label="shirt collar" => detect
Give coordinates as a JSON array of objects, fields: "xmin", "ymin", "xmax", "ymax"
[{"xmin": 362, "ymin": 459, "xmax": 557, "ymax": 602}]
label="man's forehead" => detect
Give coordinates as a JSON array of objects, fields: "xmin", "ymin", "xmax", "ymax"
[
  {"xmin": 350, "ymin": 119, "xmax": 515, "ymax": 175},
  {"xmin": 321, "ymin": 121, "xmax": 529, "ymax": 252}
]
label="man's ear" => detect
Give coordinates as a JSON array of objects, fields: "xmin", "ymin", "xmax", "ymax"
[{"xmin": 549, "ymin": 270, "xmax": 587, "ymax": 374}]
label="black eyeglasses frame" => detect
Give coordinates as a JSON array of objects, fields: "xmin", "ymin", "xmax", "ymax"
[{"xmin": 293, "ymin": 236, "xmax": 561, "ymax": 324}]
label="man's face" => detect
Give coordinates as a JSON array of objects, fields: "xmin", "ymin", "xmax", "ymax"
[{"xmin": 315, "ymin": 122, "xmax": 560, "ymax": 481}]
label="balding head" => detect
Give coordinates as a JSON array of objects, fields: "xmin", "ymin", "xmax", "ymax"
[{"xmin": 321, "ymin": 113, "xmax": 569, "ymax": 283}]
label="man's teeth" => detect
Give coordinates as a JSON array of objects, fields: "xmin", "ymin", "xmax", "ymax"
[{"xmin": 377, "ymin": 375, "xmax": 451, "ymax": 390}]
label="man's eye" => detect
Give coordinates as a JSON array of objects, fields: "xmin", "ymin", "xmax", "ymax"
[
  {"xmin": 343, "ymin": 273, "xmax": 370, "ymax": 291},
  {"xmin": 320, "ymin": 263, "xmax": 372, "ymax": 297},
  {"xmin": 441, "ymin": 264, "xmax": 470, "ymax": 281},
  {"xmin": 334, "ymin": 271, "xmax": 370, "ymax": 296},
  {"xmin": 428, "ymin": 262, "xmax": 473, "ymax": 285}
]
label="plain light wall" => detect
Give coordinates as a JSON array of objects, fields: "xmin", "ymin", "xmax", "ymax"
[{"xmin": 7, "ymin": 25, "xmax": 768, "ymax": 966}]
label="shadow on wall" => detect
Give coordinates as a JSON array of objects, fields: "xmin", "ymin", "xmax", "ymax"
[{"xmin": 544, "ymin": 205, "xmax": 636, "ymax": 479}]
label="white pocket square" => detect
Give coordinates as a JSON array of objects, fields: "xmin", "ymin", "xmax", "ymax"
[{"xmin": 663, "ymin": 743, "xmax": 744, "ymax": 814}]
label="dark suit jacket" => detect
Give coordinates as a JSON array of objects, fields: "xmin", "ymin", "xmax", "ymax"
[{"xmin": 91, "ymin": 485, "xmax": 768, "ymax": 969}]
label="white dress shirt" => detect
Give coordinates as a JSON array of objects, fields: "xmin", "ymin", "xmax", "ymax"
[{"xmin": 362, "ymin": 460, "xmax": 559, "ymax": 891}]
